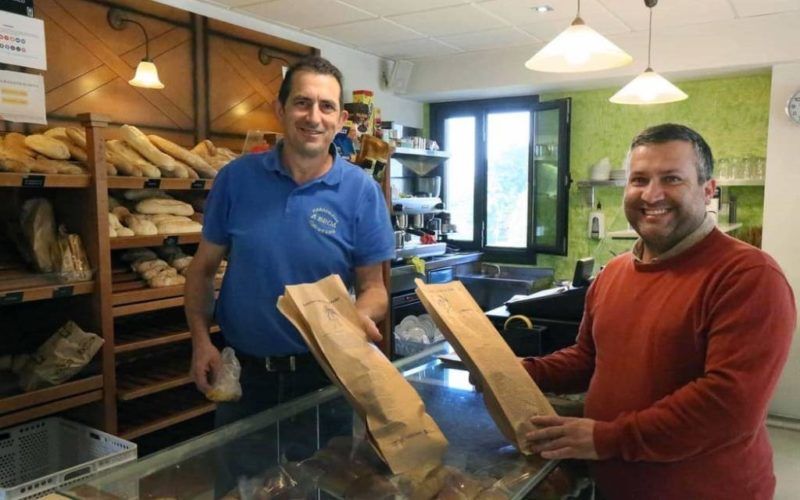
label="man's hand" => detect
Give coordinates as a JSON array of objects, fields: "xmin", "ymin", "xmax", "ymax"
[
  {"xmin": 358, "ymin": 312, "xmax": 382, "ymax": 343},
  {"xmin": 191, "ymin": 340, "xmax": 222, "ymax": 394},
  {"xmin": 526, "ymin": 416, "xmax": 599, "ymax": 460}
]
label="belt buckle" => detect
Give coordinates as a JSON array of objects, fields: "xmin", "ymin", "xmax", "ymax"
[{"xmin": 264, "ymin": 356, "xmax": 297, "ymax": 372}]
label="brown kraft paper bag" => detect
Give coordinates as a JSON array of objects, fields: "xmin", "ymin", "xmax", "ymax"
[
  {"xmin": 277, "ymin": 274, "xmax": 447, "ymax": 477},
  {"xmin": 414, "ymin": 279, "xmax": 555, "ymax": 454}
]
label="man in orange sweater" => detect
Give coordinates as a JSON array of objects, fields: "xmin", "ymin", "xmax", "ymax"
[{"xmin": 523, "ymin": 123, "xmax": 795, "ymax": 499}]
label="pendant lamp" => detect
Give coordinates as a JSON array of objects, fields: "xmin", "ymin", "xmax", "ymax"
[
  {"xmin": 108, "ymin": 8, "xmax": 165, "ymax": 90},
  {"xmin": 610, "ymin": 0, "xmax": 686, "ymax": 104},
  {"xmin": 525, "ymin": 0, "xmax": 632, "ymax": 73}
]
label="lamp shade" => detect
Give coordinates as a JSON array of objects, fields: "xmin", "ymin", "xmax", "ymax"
[
  {"xmin": 609, "ymin": 68, "xmax": 687, "ymax": 105},
  {"xmin": 525, "ymin": 18, "xmax": 632, "ymax": 73},
  {"xmin": 129, "ymin": 60, "xmax": 164, "ymax": 89}
]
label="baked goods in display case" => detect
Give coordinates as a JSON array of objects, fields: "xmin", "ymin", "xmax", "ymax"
[{"xmin": 108, "ymin": 191, "xmax": 201, "ymax": 238}]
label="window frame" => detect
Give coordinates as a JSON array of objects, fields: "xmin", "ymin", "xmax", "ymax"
[{"xmin": 430, "ymin": 95, "xmax": 571, "ymax": 262}]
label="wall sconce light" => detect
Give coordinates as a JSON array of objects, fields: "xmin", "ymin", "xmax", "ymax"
[
  {"xmin": 525, "ymin": 0, "xmax": 632, "ymax": 73},
  {"xmin": 108, "ymin": 8, "xmax": 165, "ymax": 89},
  {"xmin": 609, "ymin": 0, "xmax": 687, "ymax": 105},
  {"xmin": 258, "ymin": 48, "xmax": 290, "ymax": 78}
]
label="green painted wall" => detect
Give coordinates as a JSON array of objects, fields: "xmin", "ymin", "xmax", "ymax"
[{"xmin": 537, "ymin": 72, "xmax": 771, "ymax": 279}]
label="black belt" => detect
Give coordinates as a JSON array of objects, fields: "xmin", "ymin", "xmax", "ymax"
[{"xmin": 237, "ymin": 351, "xmax": 317, "ymax": 373}]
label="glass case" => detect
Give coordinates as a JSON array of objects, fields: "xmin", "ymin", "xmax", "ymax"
[{"xmin": 61, "ymin": 343, "xmax": 585, "ymax": 499}]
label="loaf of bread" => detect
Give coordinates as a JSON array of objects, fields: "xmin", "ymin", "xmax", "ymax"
[
  {"xmin": 32, "ymin": 158, "xmax": 85, "ymax": 175},
  {"xmin": 146, "ymin": 214, "xmax": 192, "ymax": 224},
  {"xmin": 190, "ymin": 139, "xmax": 216, "ymax": 158},
  {"xmin": 132, "ymin": 259, "xmax": 169, "ymax": 274},
  {"xmin": 0, "ymin": 144, "xmax": 32, "ymax": 172},
  {"xmin": 148, "ymin": 273, "xmax": 185, "ymax": 288},
  {"xmin": 121, "ymin": 248, "xmax": 157, "ymax": 263},
  {"xmin": 4, "ymin": 132, "xmax": 35, "ymax": 156},
  {"xmin": 148, "ymin": 135, "xmax": 218, "ymax": 178},
  {"xmin": 43, "ymin": 128, "xmax": 88, "ymax": 163},
  {"xmin": 43, "ymin": 127, "xmax": 69, "ymax": 141},
  {"xmin": 123, "ymin": 214, "xmax": 158, "ymax": 235},
  {"xmin": 66, "ymin": 127, "xmax": 86, "ymax": 148},
  {"xmin": 111, "ymin": 205, "xmax": 131, "ymax": 219},
  {"xmin": 107, "ymin": 140, "xmax": 161, "ymax": 178},
  {"xmin": 179, "ymin": 160, "xmax": 200, "ymax": 179},
  {"xmin": 156, "ymin": 219, "xmax": 202, "ymax": 234},
  {"xmin": 142, "ymin": 264, "xmax": 176, "ymax": 281},
  {"xmin": 106, "ymin": 148, "xmax": 142, "ymax": 177},
  {"xmin": 120, "ymin": 125, "xmax": 176, "ymax": 172},
  {"xmin": 135, "ymin": 198, "xmax": 194, "ymax": 216},
  {"xmin": 25, "ymin": 134, "xmax": 70, "ymax": 160},
  {"xmin": 171, "ymin": 255, "xmax": 193, "ymax": 272},
  {"xmin": 162, "ymin": 160, "xmax": 190, "ymax": 179}
]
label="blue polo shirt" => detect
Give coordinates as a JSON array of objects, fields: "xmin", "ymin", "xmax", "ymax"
[{"xmin": 202, "ymin": 144, "xmax": 394, "ymax": 356}]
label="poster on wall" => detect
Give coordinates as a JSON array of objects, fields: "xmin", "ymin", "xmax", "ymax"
[
  {"xmin": 0, "ymin": 69, "xmax": 46, "ymax": 124},
  {"xmin": 0, "ymin": 10, "xmax": 46, "ymax": 70}
]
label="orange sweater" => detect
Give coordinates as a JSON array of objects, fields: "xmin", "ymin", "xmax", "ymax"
[{"xmin": 523, "ymin": 229, "xmax": 795, "ymax": 500}]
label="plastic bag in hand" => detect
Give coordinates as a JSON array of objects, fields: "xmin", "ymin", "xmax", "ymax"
[{"xmin": 206, "ymin": 347, "xmax": 242, "ymax": 402}]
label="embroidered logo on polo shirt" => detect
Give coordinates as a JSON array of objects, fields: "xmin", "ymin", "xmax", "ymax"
[{"xmin": 309, "ymin": 207, "xmax": 338, "ymax": 235}]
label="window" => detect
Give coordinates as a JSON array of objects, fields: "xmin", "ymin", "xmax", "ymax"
[{"xmin": 431, "ymin": 96, "xmax": 570, "ymax": 262}]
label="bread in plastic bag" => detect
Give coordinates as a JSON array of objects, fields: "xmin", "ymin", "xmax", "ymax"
[
  {"xmin": 19, "ymin": 320, "xmax": 104, "ymax": 392},
  {"xmin": 206, "ymin": 346, "xmax": 242, "ymax": 402}
]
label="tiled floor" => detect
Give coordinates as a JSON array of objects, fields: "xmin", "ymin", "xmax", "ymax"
[{"xmin": 770, "ymin": 425, "xmax": 800, "ymax": 500}]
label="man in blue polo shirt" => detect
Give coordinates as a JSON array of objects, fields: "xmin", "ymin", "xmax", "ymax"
[{"xmin": 185, "ymin": 56, "xmax": 394, "ymax": 437}]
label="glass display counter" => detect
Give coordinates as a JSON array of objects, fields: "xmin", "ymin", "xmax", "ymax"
[{"xmin": 61, "ymin": 343, "xmax": 586, "ymax": 499}]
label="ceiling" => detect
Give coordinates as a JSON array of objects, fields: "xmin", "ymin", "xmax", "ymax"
[
  {"xmin": 196, "ymin": 0, "xmax": 798, "ymax": 59},
  {"xmin": 193, "ymin": 0, "xmax": 800, "ymax": 100}
]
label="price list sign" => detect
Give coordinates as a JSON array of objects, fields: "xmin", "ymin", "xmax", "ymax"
[{"xmin": 0, "ymin": 10, "xmax": 46, "ymax": 70}]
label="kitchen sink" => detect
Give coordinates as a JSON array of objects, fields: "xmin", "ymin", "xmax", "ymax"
[{"xmin": 456, "ymin": 264, "xmax": 555, "ymax": 311}]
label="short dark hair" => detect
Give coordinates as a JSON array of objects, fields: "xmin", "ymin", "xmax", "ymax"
[
  {"xmin": 277, "ymin": 55, "xmax": 344, "ymax": 108},
  {"xmin": 628, "ymin": 123, "xmax": 714, "ymax": 183}
]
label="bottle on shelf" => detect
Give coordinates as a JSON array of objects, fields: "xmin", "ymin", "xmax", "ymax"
[{"xmin": 588, "ymin": 203, "xmax": 605, "ymax": 239}]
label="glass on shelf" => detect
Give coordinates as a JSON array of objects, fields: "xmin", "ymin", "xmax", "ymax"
[{"xmin": 242, "ymin": 130, "xmax": 281, "ymax": 154}]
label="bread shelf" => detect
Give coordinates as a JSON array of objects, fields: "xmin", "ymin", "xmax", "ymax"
[
  {"xmin": 110, "ymin": 232, "xmax": 203, "ymax": 250},
  {"xmin": 0, "ymin": 275, "xmax": 94, "ymax": 306},
  {"xmin": 116, "ymin": 323, "xmax": 219, "ymax": 354},
  {"xmin": 0, "ymin": 172, "xmax": 92, "ymax": 188},
  {"xmin": 0, "ymin": 389, "xmax": 103, "ymax": 429},
  {"xmin": 117, "ymin": 356, "xmax": 193, "ymax": 401},
  {"xmin": 0, "ymin": 375, "xmax": 103, "ymax": 416},
  {"xmin": 107, "ymin": 177, "xmax": 214, "ymax": 190},
  {"xmin": 118, "ymin": 386, "xmax": 216, "ymax": 440}
]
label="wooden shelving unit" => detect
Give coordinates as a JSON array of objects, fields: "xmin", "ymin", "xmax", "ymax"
[
  {"xmin": 0, "ymin": 172, "xmax": 92, "ymax": 188},
  {"xmin": 110, "ymin": 233, "xmax": 202, "ymax": 250},
  {"xmin": 0, "ymin": 275, "xmax": 94, "ymax": 305},
  {"xmin": 118, "ymin": 386, "xmax": 216, "ymax": 440},
  {"xmin": 107, "ymin": 177, "xmax": 213, "ymax": 191},
  {"xmin": 117, "ymin": 350, "xmax": 193, "ymax": 401}
]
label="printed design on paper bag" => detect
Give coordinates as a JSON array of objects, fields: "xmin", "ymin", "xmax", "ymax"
[{"xmin": 309, "ymin": 207, "xmax": 338, "ymax": 235}]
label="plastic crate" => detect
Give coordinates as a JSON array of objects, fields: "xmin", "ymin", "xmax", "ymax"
[{"xmin": 0, "ymin": 417, "xmax": 137, "ymax": 500}]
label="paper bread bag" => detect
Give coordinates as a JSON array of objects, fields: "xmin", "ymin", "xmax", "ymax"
[
  {"xmin": 277, "ymin": 274, "xmax": 447, "ymax": 476},
  {"xmin": 415, "ymin": 278, "xmax": 555, "ymax": 454}
]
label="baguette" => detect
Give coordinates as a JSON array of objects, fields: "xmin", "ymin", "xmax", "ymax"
[
  {"xmin": 25, "ymin": 134, "xmax": 70, "ymax": 160},
  {"xmin": 191, "ymin": 139, "xmax": 216, "ymax": 158},
  {"xmin": 106, "ymin": 148, "xmax": 143, "ymax": 177},
  {"xmin": 120, "ymin": 125, "xmax": 176, "ymax": 172},
  {"xmin": 135, "ymin": 198, "xmax": 194, "ymax": 216},
  {"xmin": 123, "ymin": 214, "xmax": 158, "ymax": 235},
  {"xmin": 66, "ymin": 127, "xmax": 87, "ymax": 148},
  {"xmin": 107, "ymin": 140, "xmax": 161, "ymax": 178},
  {"xmin": 172, "ymin": 255, "xmax": 193, "ymax": 272},
  {"xmin": 123, "ymin": 189, "xmax": 171, "ymax": 201},
  {"xmin": 32, "ymin": 158, "xmax": 85, "ymax": 175},
  {"xmin": 148, "ymin": 135, "xmax": 217, "ymax": 178},
  {"xmin": 61, "ymin": 140, "xmax": 88, "ymax": 163},
  {"xmin": 156, "ymin": 219, "xmax": 202, "ymax": 234},
  {"xmin": 180, "ymin": 160, "xmax": 199, "ymax": 179},
  {"xmin": 162, "ymin": 160, "xmax": 189, "ymax": 179},
  {"xmin": 146, "ymin": 214, "xmax": 192, "ymax": 224}
]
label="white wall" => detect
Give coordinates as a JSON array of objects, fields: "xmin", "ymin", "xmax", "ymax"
[
  {"xmin": 763, "ymin": 62, "xmax": 800, "ymax": 420},
  {"xmin": 155, "ymin": 0, "xmax": 423, "ymax": 128}
]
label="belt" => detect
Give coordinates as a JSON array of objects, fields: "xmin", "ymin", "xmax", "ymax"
[{"xmin": 237, "ymin": 352, "xmax": 317, "ymax": 373}]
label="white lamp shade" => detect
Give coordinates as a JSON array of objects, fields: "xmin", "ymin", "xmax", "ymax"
[
  {"xmin": 609, "ymin": 68, "xmax": 688, "ymax": 105},
  {"xmin": 129, "ymin": 60, "xmax": 165, "ymax": 89},
  {"xmin": 525, "ymin": 18, "xmax": 632, "ymax": 73}
]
